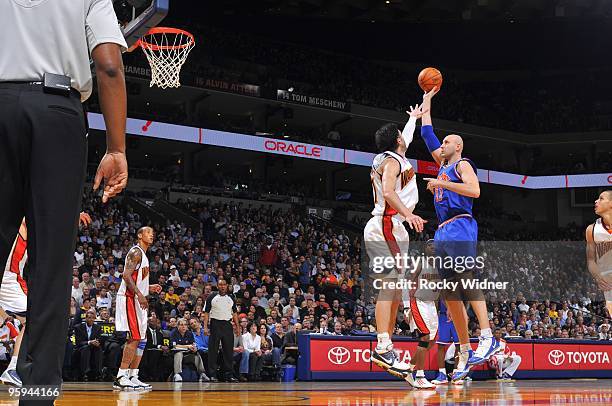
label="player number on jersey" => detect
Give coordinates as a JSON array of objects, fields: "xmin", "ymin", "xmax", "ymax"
[{"xmin": 434, "ymin": 172, "xmax": 450, "ymax": 202}]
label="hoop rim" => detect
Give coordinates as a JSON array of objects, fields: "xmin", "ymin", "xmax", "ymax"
[{"xmin": 139, "ymin": 27, "xmax": 195, "ymax": 51}]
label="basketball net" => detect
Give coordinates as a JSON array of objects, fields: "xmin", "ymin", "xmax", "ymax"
[{"xmin": 139, "ymin": 27, "xmax": 195, "ymax": 89}]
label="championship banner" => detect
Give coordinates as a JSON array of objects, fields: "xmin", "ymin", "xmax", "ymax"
[{"xmin": 277, "ymin": 90, "xmax": 350, "ymax": 112}]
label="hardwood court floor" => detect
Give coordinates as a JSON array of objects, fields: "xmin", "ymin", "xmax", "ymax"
[{"xmin": 0, "ymin": 380, "xmax": 610, "ymax": 405}]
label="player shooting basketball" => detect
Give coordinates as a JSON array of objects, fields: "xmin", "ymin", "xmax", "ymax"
[
  {"xmin": 364, "ymin": 104, "xmax": 427, "ymax": 385},
  {"xmin": 0, "ymin": 213, "xmax": 92, "ymax": 387},
  {"xmin": 585, "ymin": 190, "xmax": 612, "ymax": 317},
  {"xmin": 420, "ymin": 86, "xmax": 501, "ymax": 381},
  {"xmin": 114, "ymin": 227, "xmax": 162, "ymax": 391}
]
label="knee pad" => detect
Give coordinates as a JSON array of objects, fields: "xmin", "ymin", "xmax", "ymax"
[
  {"xmin": 136, "ymin": 340, "xmax": 146, "ymax": 356},
  {"xmin": 418, "ymin": 340, "xmax": 430, "ymax": 349}
]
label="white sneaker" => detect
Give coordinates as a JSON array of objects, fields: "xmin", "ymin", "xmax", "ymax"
[
  {"xmin": 0, "ymin": 368, "xmax": 22, "ymax": 387},
  {"xmin": 371, "ymin": 346, "xmax": 412, "ymax": 379},
  {"xmin": 413, "ymin": 376, "xmax": 435, "ymax": 389},
  {"xmin": 199, "ymin": 373, "xmax": 210, "ymax": 382},
  {"xmin": 452, "ymin": 350, "xmax": 472, "ymax": 381},
  {"xmin": 174, "ymin": 373, "xmax": 183, "ymax": 382},
  {"xmin": 468, "ymin": 336, "xmax": 501, "ymax": 366},
  {"xmin": 113, "ymin": 375, "xmax": 136, "ymax": 391},
  {"xmin": 130, "ymin": 376, "xmax": 152, "ymax": 390}
]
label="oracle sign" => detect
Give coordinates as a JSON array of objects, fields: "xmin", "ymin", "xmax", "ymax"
[{"xmin": 264, "ymin": 140, "xmax": 322, "ymax": 158}]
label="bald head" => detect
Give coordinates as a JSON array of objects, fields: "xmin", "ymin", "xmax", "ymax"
[{"xmin": 441, "ymin": 134, "xmax": 464, "ymax": 161}]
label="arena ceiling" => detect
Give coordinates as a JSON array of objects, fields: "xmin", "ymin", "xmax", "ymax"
[{"xmin": 205, "ymin": 0, "xmax": 612, "ymax": 22}]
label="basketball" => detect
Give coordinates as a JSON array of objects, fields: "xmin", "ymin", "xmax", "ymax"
[{"xmin": 418, "ymin": 67, "xmax": 443, "ymax": 93}]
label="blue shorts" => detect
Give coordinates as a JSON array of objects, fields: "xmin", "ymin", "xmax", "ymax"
[
  {"xmin": 434, "ymin": 216, "xmax": 478, "ymax": 279},
  {"xmin": 436, "ymin": 313, "xmax": 458, "ymax": 345}
]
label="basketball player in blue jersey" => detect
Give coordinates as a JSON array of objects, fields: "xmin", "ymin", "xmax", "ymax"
[{"xmin": 418, "ymin": 87, "xmax": 500, "ymax": 381}]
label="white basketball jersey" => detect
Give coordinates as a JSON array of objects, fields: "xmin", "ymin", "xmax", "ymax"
[
  {"xmin": 370, "ymin": 151, "xmax": 418, "ymax": 220},
  {"xmin": 118, "ymin": 245, "xmax": 149, "ymax": 297},
  {"xmin": 593, "ymin": 218, "xmax": 612, "ymax": 282}
]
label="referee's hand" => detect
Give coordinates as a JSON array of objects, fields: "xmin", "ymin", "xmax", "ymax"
[{"xmin": 93, "ymin": 152, "xmax": 128, "ymax": 203}]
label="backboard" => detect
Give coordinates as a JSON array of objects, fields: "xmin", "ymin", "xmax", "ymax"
[{"xmin": 113, "ymin": 0, "xmax": 169, "ymax": 49}]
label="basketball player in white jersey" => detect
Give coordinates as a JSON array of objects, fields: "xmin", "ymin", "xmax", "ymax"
[
  {"xmin": 366, "ymin": 104, "xmax": 427, "ymax": 381},
  {"xmin": 586, "ymin": 190, "xmax": 612, "ymax": 317},
  {"xmin": 0, "ymin": 213, "xmax": 91, "ymax": 387},
  {"xmin": 114, "ymin": 227, "xmax": 162, "ymax": 391},
  {"xmin": 403, "ymin": 239, "xmax": 439, "ymax": 388}
]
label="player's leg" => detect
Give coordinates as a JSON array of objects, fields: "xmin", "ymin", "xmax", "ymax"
[
  {"xmin": 367, "ymin": 217, "xmax": 410, "ymax": 377},
  {"xmin": 114, "ymin": 295, "xmax": 138, "ymax": 390},
  {"xmin": 411, "ymin": 300, "xmax": 437, "ymax": 388},
  {"xmin": 128, "ymin": 308, "xmax": 152, "ymax": 390},
  {"xmin": 502, "ymin": 355, "xmax": 521, "ymax": 380},
  {"xmin": 0, "ymin": 314, "xmax": 24, "ymax": 386},
  {"xmin": 17, "ymin": 94, "xmax": 87, "ymax": 406}
]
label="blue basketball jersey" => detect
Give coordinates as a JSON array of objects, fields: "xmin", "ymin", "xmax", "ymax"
[{"xmin": 433, "ymin": 158, "xmax": 477, "ymax": 223}]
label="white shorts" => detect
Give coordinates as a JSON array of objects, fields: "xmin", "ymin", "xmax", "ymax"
[
  {"xmin": 115, "ymin": 294, "xmax": 147, "ymax": 340},
  {"xmin": 364, "ymin": 215, "xmax": 409, "ymax": 277},
  {"xmin": 408, "ymin": 298, "xmax": 438, "ymax": 338},
  {"xmin": 0, "ymin": 269, "xmax": 27, "ymax": 315}
]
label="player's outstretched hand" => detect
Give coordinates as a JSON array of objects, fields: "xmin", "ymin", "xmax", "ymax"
[
  {"xmin": 405, "ymin": 213, "xmax": 427, "ymax": 233},
  {"xmin": 93, "ymin": 152, "xmax": 128, "ymax": 203},
  {"xmin": 423, "ymin": 178, "xmax": 441, "ymax": 194},
  {"xmin": 422, "ymin": 86, "xmax": 440, "ymax": 102},
  {"xmin": 407, "ymin": 103, "xmax": 428, "ymax": 119},
  {"xmin": 79, "ymin": 212, "xmax": 92, "ymax": 228}
]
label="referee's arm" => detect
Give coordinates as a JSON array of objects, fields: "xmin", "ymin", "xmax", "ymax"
[{"xmin": 202, "ymin": 295, "xmax": 212, "ymax": 335}]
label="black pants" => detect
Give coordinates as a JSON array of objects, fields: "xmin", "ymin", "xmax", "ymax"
[
  {"xmin": 78, "ymin": 345, "xmax": 102, "ymax": 378},
  {"xmin": 208, "ymin": 319, "xmax": 233, "ymax": 379},
  {"xmin": 0, "ymin": 83, "xmax": 87, "ymax": 405},
  {"xmin": 103, "ymin": 341, "xmax": 123, "ymax": 376}
]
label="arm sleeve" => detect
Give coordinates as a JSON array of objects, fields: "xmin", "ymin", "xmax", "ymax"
[
  {"xmin": 401, "ymin": 116, "xmax": 417, "ymax": 147},
  {"xmin": 86, "ymin": 0, "xmax": 128, "ymax": 53}
]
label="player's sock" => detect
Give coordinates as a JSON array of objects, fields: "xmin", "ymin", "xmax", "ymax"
[
  {"xmin": 481, "ymin": 328, "xmax": 492, "ymax": 338},
  {"xmin": 416, "ymin": 370, "xmax": 425, "ymax": 378},
  {"xmin": 129, "ymin": 369, "xmax": 139, "ymax": 378},
  {"xmin": 376, "ymin": 332, "xmax": 392, "ymax": 352},
  {"xmin": 117, "ymin": 368, "xmax": 128, "ymax": 378},
  {"xmin": 7, "ymin": 356, "xmax": 17, "ymax": 370},
  {"xmin": 438, "ymin": 368, "xmax": 446, "ymax": 374},
  {"xmin": 460, "ymin": 343, "xmax": 471, "ymax": 353}
]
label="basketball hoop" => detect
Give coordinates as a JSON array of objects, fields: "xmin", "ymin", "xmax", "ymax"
[{"xmin": 138, "ymin": 27, "xmax": 195, "ymax": 89}]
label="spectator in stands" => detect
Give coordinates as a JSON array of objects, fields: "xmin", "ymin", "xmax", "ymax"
[
  {"xmin": 242, "ymin": 322, "xmax": 263, "ymax": 381},
  {"xmin": 170, "ymin": 318, "xmax": 208, "ymax": 382},
  {"xmin": 74, "ymin": 310, "xmax": 102, "ymax": 381},
  {"xmin": 190, "ymin": 318, "xmax": 209, "ymax": 377}
]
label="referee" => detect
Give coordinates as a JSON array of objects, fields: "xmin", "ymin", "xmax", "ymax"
[
  {"xmin": 203, "ymin": 280, "xmax": 240, "ymax": 382},
  {"xmin": 0, "ymin": 0, "xmax": 127, "ymax": 402}
]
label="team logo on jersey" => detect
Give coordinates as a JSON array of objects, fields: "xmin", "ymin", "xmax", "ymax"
[
  {"xmin": 400, "ymin": 168, "xmax": 415, "ymax": 189},
  {"xmin": 434, "ymin": 172, "xmax": 450, "ymax": 202}
]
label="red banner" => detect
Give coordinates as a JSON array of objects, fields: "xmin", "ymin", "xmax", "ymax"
[
  {"xmin": 533, "ymin": 343, "xmax": 612, "ymax": 370},
  {"xmin": 417, "ymin": 160, "xmax": 440, "ymax": 176},
  {"xmin": 310, "ymin": 339, "xmax": 371, "ymax": 372}
]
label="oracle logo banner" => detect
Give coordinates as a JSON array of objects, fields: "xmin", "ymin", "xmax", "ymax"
[{"xmin": 264, "ymin": 140, "xmax": 322, "ymax": 157}]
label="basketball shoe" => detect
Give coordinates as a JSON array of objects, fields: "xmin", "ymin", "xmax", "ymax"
[
  {"xmin": 130, "ymin": 375, "xmax": 152, "ymax": 390},
  {"xmin": 431, "ymin": 371, "xmax": 448, "ymax": 385},
  {"xmin": 451, "ymin": 349, "xmax": 472, "ymax": 381},
  {"xmin": 0, "ymin": 368, "xmax": 21, "ymax": 387},
  {"xmin": 468, "ymin": 335, "xmax": 501, "ymax": 366},
  {"xmin": 371, "ymin": 344, "xmax": 412, "ymax": 379},
  {"xmin": 412, "ymin": 375, "xmax": 435, "ymax": 389},
  {"xmin": 113, "ymin": 375, "xmax": 136, "ymax": 391}
]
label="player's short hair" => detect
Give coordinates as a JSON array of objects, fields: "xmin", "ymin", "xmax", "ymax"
[
  {"xmin": 137, "ymin": 226, "xmax": 152, "ymax": 237},
  {"xmin": 375, "ymin": 123, "xmax": 400, "ymax": 153}
]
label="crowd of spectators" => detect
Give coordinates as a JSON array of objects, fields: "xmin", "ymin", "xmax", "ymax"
[
  {"xmin": 14, "ymin": 184, "xmax": 603, "ymax": 382},
  {"xmin": 124, "ymin": 20, "xmax": 609, "ymax": 136}
]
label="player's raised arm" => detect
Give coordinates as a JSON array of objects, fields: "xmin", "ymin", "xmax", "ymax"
[
  {"xmin": 402, "ymin": 104, "xmax": 428, "ymax": 148},
  {"xmin": 381, "ymin": 159, "xmax": 426, "ymax": 232},
  {"xmin": 420, "ymin": 88, "xmax": 443, "ymax": 165}
]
